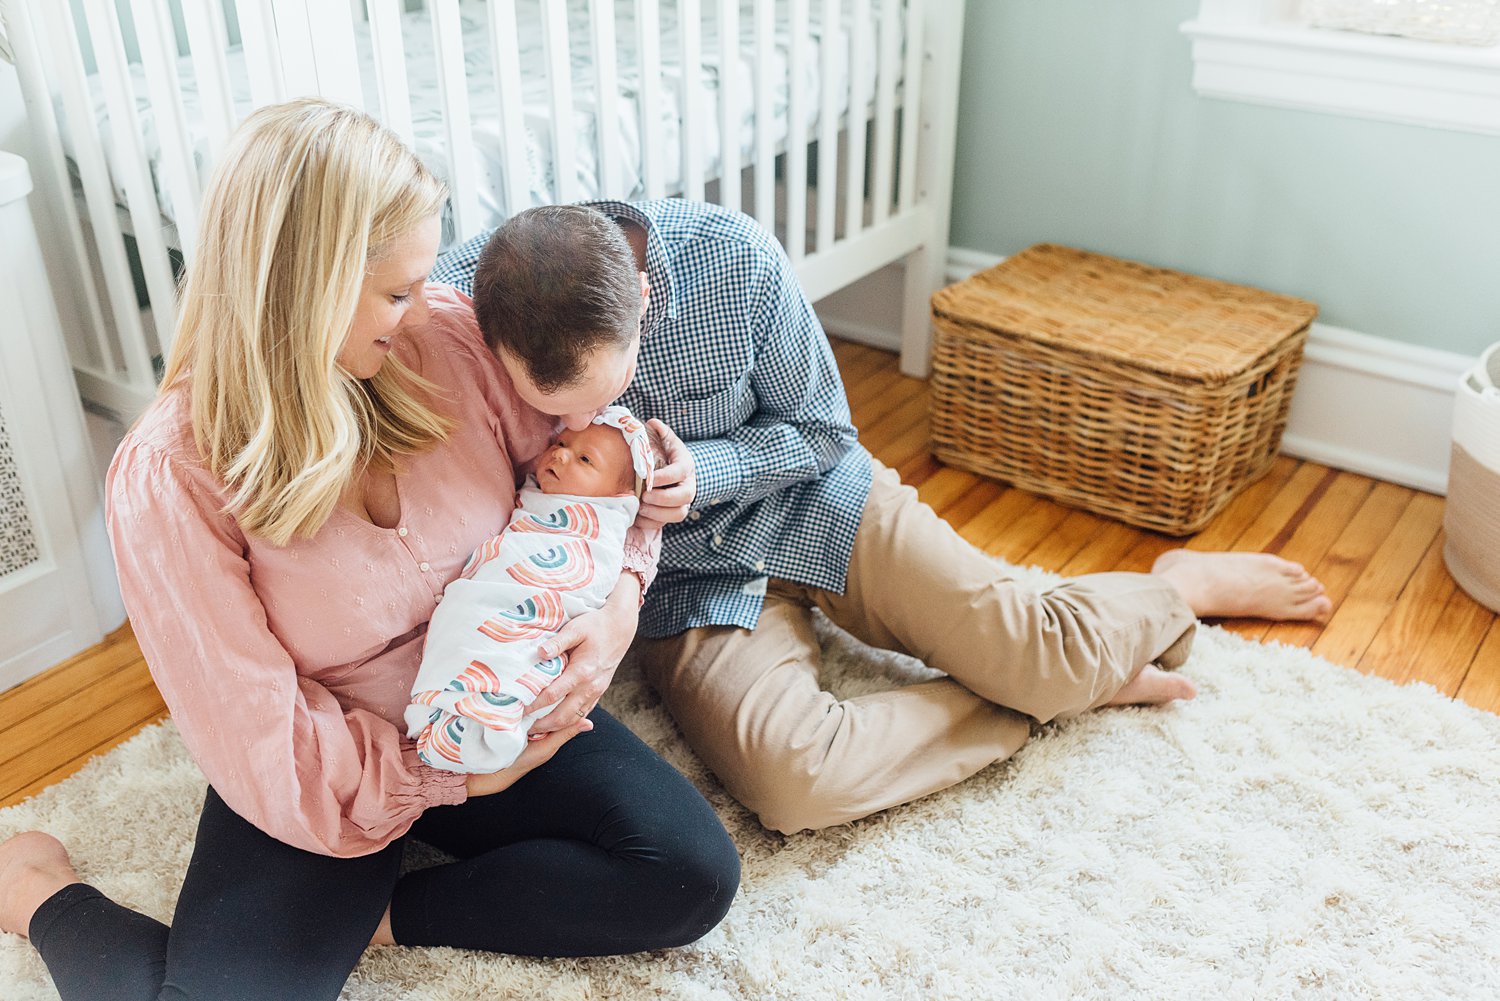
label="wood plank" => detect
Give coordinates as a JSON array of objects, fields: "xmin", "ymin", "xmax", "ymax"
[
  {"xmin": 1258, "ymin": 481, "xmax": 1413, "ymax": 651},
  {"xmin": 983, "ymin": 495, "xmax": 1072, "ymax": 565},
  {"xmin": 1356, "ymin": 533, "xmax": 1492, "ymax": 695},
  {"xmin": 858, "ymin": 390, "xmax": 927, "ymax": 455},
  {"xmin": 934, "ymin": 475, "xmax": 1005, "ymax": 526},
  {"xmin": 0, "ymin": 674, "xmax": 168, "ymax": 801},
  {"xmin": 1310, "ymin": 492, "xmax": 1446, "ymax": 669},
  {"xmin": 1057, "ymin": 519, "xmax": 1150, "ymax": 577},
  {"xmin": 1456, "ymin": 620, "xmax": 1500, "ymax": 714},
  {"xmin": 956, "ymin": 487, "xmax": 1042, "ymax": 552},
  {"xmin": 1021, "ymin": 508, "xmax": 1111, "ymax": 573},
  {"xmin": 1, "ymin": 707, "xmax": 171, "ymax": 808},
  {"xmin": 850, "ymin": 369, "xmax": 919, "ymax": 430},
  {"xmin": 1220, "ymin": 470, "xmax": 1375, "ymax": 643},
  {"xmin": 1184, "ymin": 455, "xmax": 1301, "ymax": 553},
  {"xmin": 916, "ymin": 466, "xmax": 983, "ymax": 513},
  {"xmin": 0, "ymin": 626, "xmax": 146, "ymax": 733}
]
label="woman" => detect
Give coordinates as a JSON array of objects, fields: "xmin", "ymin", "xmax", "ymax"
[{"xmin": 0, "ymin": 100, "xmax": 738, "ymax": 1000}]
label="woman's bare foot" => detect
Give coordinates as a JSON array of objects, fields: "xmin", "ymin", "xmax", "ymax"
[
  {"xmin": 0, "ymin": 832, "xmax": 79, "ymax": 938},
  {"xmin": 1152, "ymin": 549, "xmax": 1332, "ymax": 622},
  {"xmin": 1106, "ymin": 665, "xmax": 1197, "ymax": 707}
]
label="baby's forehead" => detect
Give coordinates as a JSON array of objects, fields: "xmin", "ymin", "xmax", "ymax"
[{"xmin": 567, "ymin": 422, "xmax": 630, "ymax": 459}]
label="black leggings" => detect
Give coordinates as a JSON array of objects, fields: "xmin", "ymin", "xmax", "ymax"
[{"xmin": 28, "ymin": 708, "xmax": 739, "ymax": 1001}]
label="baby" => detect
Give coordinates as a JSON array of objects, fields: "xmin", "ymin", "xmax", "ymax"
[{"xmin": 406, "ymin": 406, "xmax": 657, "ymax": 772}]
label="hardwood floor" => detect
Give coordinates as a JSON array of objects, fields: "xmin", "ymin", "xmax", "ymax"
[{"xmin": 2, "ymin": 339, "xmax": 1496, "ymax": 809}]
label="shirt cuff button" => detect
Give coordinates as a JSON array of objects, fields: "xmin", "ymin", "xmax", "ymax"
[{"xmin": 419, "ymin": 561, "xmax": 431, "ymax": 572}]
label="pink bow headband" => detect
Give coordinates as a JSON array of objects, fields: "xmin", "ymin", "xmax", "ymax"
[{"xmin": 591, "ymin": 405, "xmax": 656, "ymax": 496}]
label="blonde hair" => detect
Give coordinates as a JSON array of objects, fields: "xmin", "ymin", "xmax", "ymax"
[{"xmin": 160, "ymin": 99, "xmax": 451, "ymax": 545}]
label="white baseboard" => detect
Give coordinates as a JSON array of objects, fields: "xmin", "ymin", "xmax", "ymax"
[{"xmin": 814, "ymin": 249, "xmax": 1474, "ymax": 495}]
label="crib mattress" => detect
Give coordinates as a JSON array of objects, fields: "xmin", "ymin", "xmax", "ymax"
[{"xmin": 66, "ymin": 0, "xmax": 884, "ymax": 247}]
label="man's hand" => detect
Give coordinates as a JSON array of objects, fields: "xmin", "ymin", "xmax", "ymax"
[
  {"xmin": 526, "ymin": 574, "xmax": 641, "ymax": 733},
  {"xmin": 464, "ymin": 717, "xmax": 592, "ymax": 797},
  {"xmin": 637, "ymin": 418, "xmax": 696, "ymax": 528}
]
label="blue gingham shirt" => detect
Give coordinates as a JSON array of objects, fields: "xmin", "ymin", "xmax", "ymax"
[{"xmin": 432, "ymin": 199, "xmax": 873, "ymax": 638}]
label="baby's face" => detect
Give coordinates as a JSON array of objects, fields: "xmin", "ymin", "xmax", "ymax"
[{"xmin": 537, "ymin": 423, "xmax": 634, "ymax": 497}]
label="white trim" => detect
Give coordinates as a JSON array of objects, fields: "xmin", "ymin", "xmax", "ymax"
[
  {"xmin": 1180, "ymin": 7, "xmax": 1500, "ymax": 136},
  {"xmin": 815, "ymin": 248, "xmax": 1473, "ymax": 495}
]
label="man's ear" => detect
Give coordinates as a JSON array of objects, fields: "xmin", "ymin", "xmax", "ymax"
[{"xmin": 639, "ymin": 272, "xmax": 650, "ymax": 318}]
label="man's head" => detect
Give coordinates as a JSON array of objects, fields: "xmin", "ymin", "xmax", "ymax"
[
  {"xmin": 473, "ymin": 205, "xmax": 646, "ymax": 430},
  {"xmin": 535, "ymin": 422, "xmax": 635, "ymax": 497}
]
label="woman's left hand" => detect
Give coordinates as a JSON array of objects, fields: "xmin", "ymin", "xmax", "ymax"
[{"xmin": 527, "ymin": 574, "xmax": 642, "ymax": 732}]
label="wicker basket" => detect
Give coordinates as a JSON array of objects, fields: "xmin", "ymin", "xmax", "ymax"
[{"xmin": 929, "ymin": 244, "xmax": 1317, "ymax": 535}]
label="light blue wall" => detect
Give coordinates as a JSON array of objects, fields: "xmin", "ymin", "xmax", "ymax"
[{"xmin": 949, "ymin": 1, "xmax": 1500, "ymax": 357}]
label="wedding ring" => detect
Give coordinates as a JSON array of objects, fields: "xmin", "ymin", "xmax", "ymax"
[{"xmin": 575, "ymin": 706, "xmax": 588, "ymax": 718}]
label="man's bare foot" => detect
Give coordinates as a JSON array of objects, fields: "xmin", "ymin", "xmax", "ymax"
[
  {"xmin": 1106, "ymin": 665, "xmax": 1197, "ymax": 707},
  {"xmin": 0, "ymin": 832, "xmax": 79, "ymax": 938},
  {"xmin": 1152, "ymin": 549, "xmax": 1332, "ymax": 622}
]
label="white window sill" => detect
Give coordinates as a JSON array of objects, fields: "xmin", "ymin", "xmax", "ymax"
[{"xmin": 1180, "ymin": 16, "xmax": 1500, "ymax": 135}]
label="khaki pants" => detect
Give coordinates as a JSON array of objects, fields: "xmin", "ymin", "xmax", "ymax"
[{"xmin": 636, "ymin": 459, "xmax": 1196, "ymax": 834}]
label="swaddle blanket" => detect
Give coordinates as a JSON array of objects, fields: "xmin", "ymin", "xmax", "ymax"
[{"xmin": 406, "ymin": 484, "xmax": 638, "ymax": 772}]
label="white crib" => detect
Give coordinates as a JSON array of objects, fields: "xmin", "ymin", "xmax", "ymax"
[{"xmin": 3, "ymin": 0, "xmax": 966, "ymax": 422}]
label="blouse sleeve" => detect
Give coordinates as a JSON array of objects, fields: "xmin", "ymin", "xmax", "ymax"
[{"xmin": 106, "ymin": 436, "xmax": 466, "ymax": 858}]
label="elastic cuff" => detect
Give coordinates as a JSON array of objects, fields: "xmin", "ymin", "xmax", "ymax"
[
  {"xmin": 28, "ymin": 882, "xmax": 102, "ymax": 947},
  {"xmin": 416, "ymin": 764, "xmax": 468, "ymax": 808}
]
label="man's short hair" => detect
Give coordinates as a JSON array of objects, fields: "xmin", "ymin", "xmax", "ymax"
[{"xmin": 472, "ymin": 205, "xmax": 640, "ymax": 392}]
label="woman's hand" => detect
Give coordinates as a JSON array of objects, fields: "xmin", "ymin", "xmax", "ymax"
[
  {"xmin": 526, "ymin": 574, "xmax": 642, "ymax": 733},
  {"xmin": 636, "ymin": 419, "xmax": 696, "ymax": 529},
  {"xmin": 464, "ymin": 716, "xmax": 593, "ymax": 797}
]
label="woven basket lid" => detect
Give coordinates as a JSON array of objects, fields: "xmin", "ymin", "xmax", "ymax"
[{"xmin": 930, "ymin": 244, "xmax": 1318, "ymax": 385}]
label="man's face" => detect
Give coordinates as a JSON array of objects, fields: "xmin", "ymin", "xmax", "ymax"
[
  {"xmin": 536, "ymin": 423, "xmax": 633, "ymax": 496},
  {"xmin": 499, "ymin": 334, "xmax": 641, "ymax": 431}
]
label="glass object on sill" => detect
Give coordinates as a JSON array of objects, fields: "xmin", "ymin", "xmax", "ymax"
[{"xmin": 1302, "ymin": 0, "xmax": 1500, "ymax": 46}]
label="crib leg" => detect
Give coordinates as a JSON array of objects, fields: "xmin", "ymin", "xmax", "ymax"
[{"xmin": 898, "ymin": 243, "xmax": 940, "ymax": 378}]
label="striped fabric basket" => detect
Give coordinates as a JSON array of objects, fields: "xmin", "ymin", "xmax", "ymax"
[
  {"xmin": 1444, "ymin": 341, "xmax": 1500, "ymax": 613},
  {"xmin": 929, "ymin": 245, "xmax": 1317, "ymax": 535}
]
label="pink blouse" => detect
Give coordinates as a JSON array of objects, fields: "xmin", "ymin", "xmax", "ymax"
[{"xmin": 107, "ymin": 285, "xmax": 654, "ymax": 857}]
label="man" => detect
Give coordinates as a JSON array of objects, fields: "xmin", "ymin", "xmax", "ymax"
[{"xmin": 432, "ymin": 199, "xmax": 1330, "ymax": 834}]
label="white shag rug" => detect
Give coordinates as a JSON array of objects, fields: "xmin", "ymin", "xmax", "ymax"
[{"xmin": 4, "ymin": 564, "xmax": 1500, "ymax": 1000}]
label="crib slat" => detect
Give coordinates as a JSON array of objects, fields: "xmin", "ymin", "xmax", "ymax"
[
  {"xmin": 307, "ymin": 1, "xmax": 365, "ymax": 107},
  {"xmin": 679, "ymin": 0, "xmax": 704, "ymax": 202},
  {"xmin": 80, "ymin": 0, "xmax": 179, "ymax": 357},
  {"xmin": 843, "ymin": 0, "xmax": 869, "ymax": 239},
  {"xmin": 636, "ymin": 0, "xmax": 666, "ymax": 200},
  {"xmin": 39, "ymin": 0, "xmax": 157, "ymax": 389},
  {"xmin": 487, "ymin": 0, "xmax": 531, "ymax": 218},
  {"xmin": 898, "ymin": 0, "xmax": 925, "ymax": 212},
  {"xmin": 785, "ymin": 0, "xmax": 810, "ymax": 261},
  {"xmin": 270, "ymin": 0, "xmax": 318, "ymax": 96},
  {"xmin": 129, "ymin": 0, "xmax": 201, "ymax": 259},
  {"xmin": 236, "ymin": 0, "xmax": 286, "ymax": 107},
  {"xmin": 268, "ymin": 0, "xmax": 363, "ymax": 105},
  {"xmin": 179, "ymin": 0, "xmax": 237, "ymax": 165},
  {"xmin": 752, "ymin": 0, "xmax": 775, "ymax": 229},
  {"xmin": 716, "ymin": 0, "xmax": 741, "ymax": 212},
  {"xmin": 870, "ymin": 0, "xmax": 900, "ymax": 225},
  {"xmin": 590, "ymin": 0, "xmax": 623, "ymax": 199},
  {"xmin": 5, "ymin": 0, "xmax": 118, "ymax": 378},
  {"xmin": 432, "ymin": 0, "xmax": 481, "ymax": 239},
  {"xmin": 540, "ymin": 2, "xmax": 578, "ymax": 204},
  {"xmin": 367, "ymin": 0, "xmax": 415, "ymax": 145},
  {"xmin": 816, "ymin": 0, "xmax": 840, "ymax": 251}
]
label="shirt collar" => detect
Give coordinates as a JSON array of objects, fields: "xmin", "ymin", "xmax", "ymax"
[{"xmin": 583, "ymin": 200, "xmax": 676, "ymax": 336}]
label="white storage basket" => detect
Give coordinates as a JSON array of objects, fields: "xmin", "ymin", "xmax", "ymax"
[{"xmin": 1444, "ymin": 341, "xmax": 1500, "ymax": 612}]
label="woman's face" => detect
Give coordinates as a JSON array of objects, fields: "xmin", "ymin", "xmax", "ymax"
[
  {"xmin": 498, "ymin": 335, "xmax": 641, "ymax": 431},
  {"xmin": 339, "ymin": 214, "xmax": 442, "ymax": 379}
]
